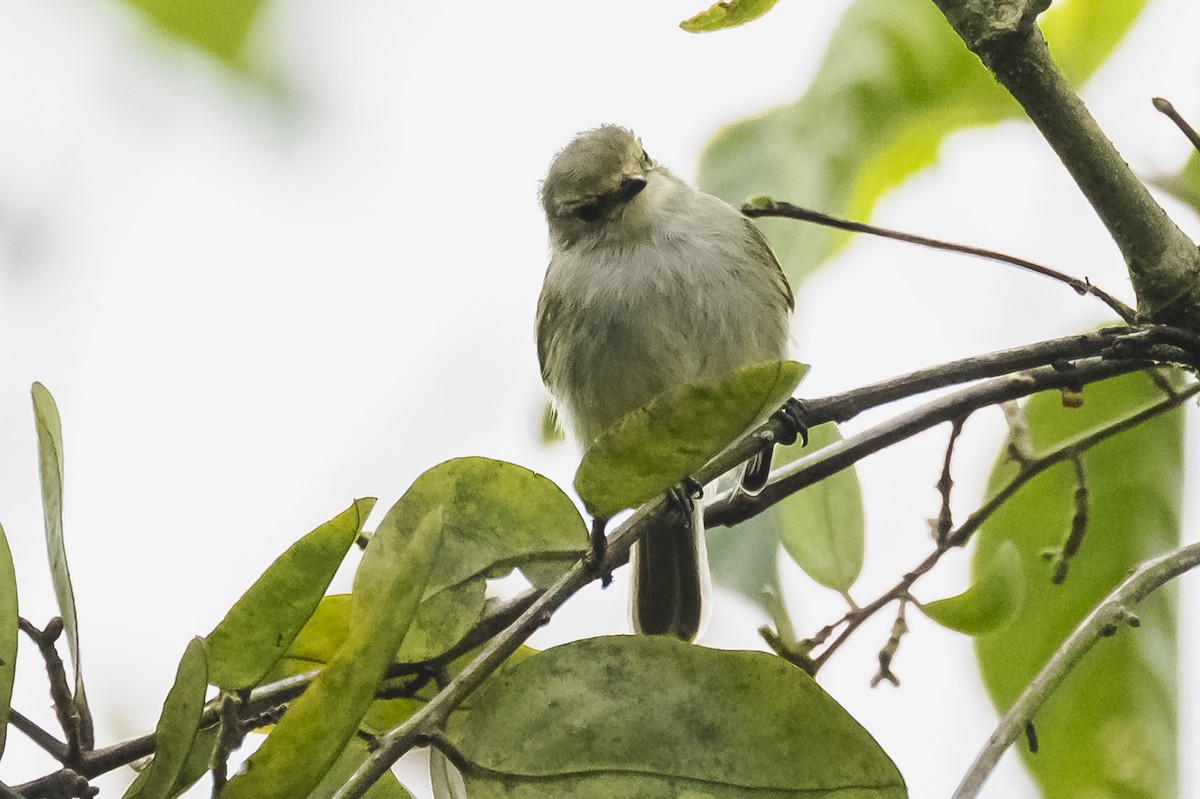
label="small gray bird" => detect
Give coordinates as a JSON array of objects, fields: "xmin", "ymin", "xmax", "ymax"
[{"xmin": 536, "ymin": 125, "xmax": 794, "ymax": 641}]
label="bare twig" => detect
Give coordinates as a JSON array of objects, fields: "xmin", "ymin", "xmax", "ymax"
[
  {"xmin": 952, "ymin": 541, "xmax": 1200, "ymax": 799},
  {"xmin": 743, "ymin": 200, "xmax": 1135, "ymax": 322},
  {"xmin": 18, "ymin": 618, "xmax": 84, "ymax": 767},
  {"xmin": 8, "ymin": 709, "xmax": 69, "ymax": 762},
  {"xmin": 1047, "ymin": 455, "xmax": 1088, "ymax": 584},
  {"xmin": 934, "ymin": 418, "xmax": 968, "ymax": 545},
  {"xmin": 807, "ymin": 379, "xmax": 1199, "ymax": 671},
  {"xmin": 1153, "ymin": 97, "xmax": 1200, "ymax": 155}
]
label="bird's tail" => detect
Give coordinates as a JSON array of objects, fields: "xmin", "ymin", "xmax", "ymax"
[{"xmin": 630, "ymin": 491, "xmax": 710, "ymax": 641}]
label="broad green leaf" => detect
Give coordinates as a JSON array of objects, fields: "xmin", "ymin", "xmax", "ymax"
[
  {"xmin": 124, "ymin": 726, "xmax": 218, "ymax": 799},
  {"xmin": 698, "ymin": 0, "xmax": 1149, "ymax": 288},
  {"xmin": 30, "ymin": 383, "xmax": 89, "ymax": 737},
  {"xmin": 706, "ymin": 510, "xmax": 781, "ymax": 610},
  {"xmin": 921, "ymin": 541, "xmax": 1023, "ymax": 635},
  {"xmin": 304, "ymin": 737, "xmax": 414, "ymax": 799},
  {"xmin": 1152, "ymin": 151, "xmax": 1200, "ymax": 217},
  {"xmin": 0, "ymin": 523, "xmax": 16, "ymax": 757},
  {"xmin": 205, "ymin": 498, "xmax": 375, "ymax": 690},
  {"xmin": 448, "ymin": 636, "xmax": 904, "ymax": 798},
  {"xmin": 974, "ymin": 371, "xmax": 1182, "ymax": 798},
  {"xmin": 576, "ymin": 361, "xmax": 806, "ymax": 519},
  {"xmin": 397, "ymin": 580, "xmax": 486, "ymax": 663},
  {"xmin": 123, "ymin": 638, "xmax": 208, "ymax": 799},
  {"xmin": 681, "ymin": 0, "xmax": 779, "ymax": 32},
  {"xmin": 776, "ymin": 423, "xmax": 865, "ymax": 593},
  {"xmin": 379, "ymin": 458, "xmax": 586, "ymax": 595},
  {"xmin": 222, "ymin": 507, "xmax": 444, "ymax": 799},
  {"xmin": 119, "ymin": 0, "xmax": 266, "ymax": 67}
]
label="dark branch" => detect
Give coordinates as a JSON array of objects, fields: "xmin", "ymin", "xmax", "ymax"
[
  {"xmin": 743, "ymin": 200, "xmax": 1135, "ymax": 321},
  {"xmin": 18, "ymin": 618, "xmax": 84, "ymax": 767}
]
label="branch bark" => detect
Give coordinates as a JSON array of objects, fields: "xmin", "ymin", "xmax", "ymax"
[{"xmin": 929, "ymin": 0, "xmax": 1200, "ymax": 328}]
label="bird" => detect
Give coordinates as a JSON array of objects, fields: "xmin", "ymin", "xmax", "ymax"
[{"xmin": 536, "ymin": 125, "xmax": 794, "ymax": 641}]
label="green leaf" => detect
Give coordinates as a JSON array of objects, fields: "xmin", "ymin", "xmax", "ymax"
[
  {"xmin": 680, "ymin": 0, "xmax": 780, "ymax": 32},
  {"xmin": 410, "ymin": 458, "xmax": 586, "ymax": 593},
  {"xmin": 0, "ymin": 523, "xmax": 16, "ymax": 757},
  {"xmin": 222, "ymin": 506, "xmax": 445, "ymax": 799},
  {"xmin": 776, "ymin": 423, "xmax": 865, "ymax": 593},
  {"xmin": 304, "ymin": 737, "xmax": 415, "ymax": 799},
  {"xmin": 447, "ymin": 636, "xmax": 905, "ymax": 798},
  {"xmin": 974, "ymin": 371, "xmax": 1183, "ymax": 797},
  {"xmin": 119, "ymin": 0, "xmax": 266, "ymax": 67},
  {"xmin": 706, "ymin": 510, "xmax": 781, "ymax": 611},
  {"xmin": 123, "ymin": 638, "xmax": 209, "ymax": 799},
  {"xmin": 1152, "ymin": 151, "xmax": 1200, "ymax": 217},
  {"xmin": 30, "ymin": 383, "xmax": 89, "ymax": 732},
  {"xmin": 271, "ymin": 583, "xmax": 487, "ymax": 676},
  {"xmin": 396, "ymin": 579, "xmax": 487, "ymax": 663},
  {"xmin": 921, "ymin": 541, "xmax": 1023, "ymax": 635},
  {"xmin": 698, "ymin": 0, "xmax": 1149, "ymax": 288},
  {"xmin": 575, "ymin": 361, "xmax": 807, "ymax": 519},
  {"xmin": 205, "ymin": 498, "xmax": 375, "ymax": 690}
]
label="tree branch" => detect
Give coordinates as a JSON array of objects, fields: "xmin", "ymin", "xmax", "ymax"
[
  {"xmin": 952, "ymin": 541, "xmax": 1200, "ymax": 799},
  {"xmin": 929, "ymin": 0, "xmax": 1200, "ymax": 328},
  {"xmin": 806, "ymin": 380, "xmax": 1199, "ymax": 671},
  {"xmin": 707, "ymin": 356, "xmax": 1151, "ymax": 528},
  {"xmin": 743, "ymin": 200, "xmax": 1135, "ymax": 322}
]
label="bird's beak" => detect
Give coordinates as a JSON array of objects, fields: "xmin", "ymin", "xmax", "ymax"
[{"xmin": 618, "ymin": 174, "xmax": 648, "ymax": 203}]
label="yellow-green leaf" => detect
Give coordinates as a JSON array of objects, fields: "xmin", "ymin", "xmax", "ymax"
[
  {"xmin": 122, "ymin": 639, "xmax": 208, "ymax": 799},
  {"xmin": 31, "ymin": 383, "xmax": 88, "ymax": 730},
  {"xmin": 223, "ymin": 507, "xmax": 445, "ymax": 799},
  {"xmin": 680, "ymin": 0, "xmax": 780, "ymax": 32},
  {"xmin": 0, "ymin": 523, "xmax": 16, "ymax": 757},
  {"xmin": 575, "ymin": 361, "xmax": 806, "ymax": 519},
  {"xmin": 776, "ymin": 423, "xmax": 865, "ymax": 593},
  {"xmin": 921, "ymin": 541, "xmax": 1023, "ymax": 635},
  {"xmin": 205, "ymin": 498, "xmax": 374, "ymax": 690},
  {"xmin": 119, "ymin": 0, "xmax": 266, "ymax": 67}
]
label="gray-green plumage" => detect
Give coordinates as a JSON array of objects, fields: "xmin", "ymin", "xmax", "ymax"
[{"xmin": 536, "ymin": 125, "xmax": 793, "ymax": 640}]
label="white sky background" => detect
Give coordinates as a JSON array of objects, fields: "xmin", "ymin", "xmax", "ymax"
[{"xmin": 1, "ymin": 0, "xmax": 1199, "ymax": 796}]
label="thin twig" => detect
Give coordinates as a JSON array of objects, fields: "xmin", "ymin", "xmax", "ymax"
[
  {"xmin": 8, "ymin": 708, "xmax": 69, "ymax": 761},
  {"xmin": 952, "ymin": 541, "xmax": 1200, "ymax": 799},
  {"xmin": 18, "ymin": 617, "xmax": 84, "ymax": 767},
  {"xmin": 809, "ymin": 380, "xmax": 1200, "ymax": 671},
  {"xmin": 934, "ymin": 417, "xmax": 967, "ymax": 545},
  {"xmin": 742, "ymin": 200, "xmax": 1136, "ymax": 322},
  {"xmin": 1153, "ymin": 97, "xmax": 1200, "ymax": 155}
]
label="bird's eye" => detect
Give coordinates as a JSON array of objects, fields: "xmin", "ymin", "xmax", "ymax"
[
  {"xmin": 575, "ymin": 203, "xmax": 602, "ymax": 223},
  {"xmin": 641, "ymin": 149, "xmax": 652, "ymax": 165}
]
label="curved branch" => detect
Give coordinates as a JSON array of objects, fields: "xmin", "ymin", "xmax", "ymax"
[
  {"xmin": 929, "ymin": 0, "xmax": 1200, "ymax": 328},
  {"xmin": 809, "ymin": 380, "xmax": 1199, "ymax": 671},
  {"xmin": 743, "ymin": 200, "xmax": 1135, "ymax": 322},
  {"xmin": 952, "ymin": 541, "xmax": 1200, "ymax": 799}
]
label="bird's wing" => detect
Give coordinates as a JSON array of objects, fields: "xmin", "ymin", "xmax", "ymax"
[{"xmin": 742, "ymin": 216, "xmax": 795, "ymax": 313}]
